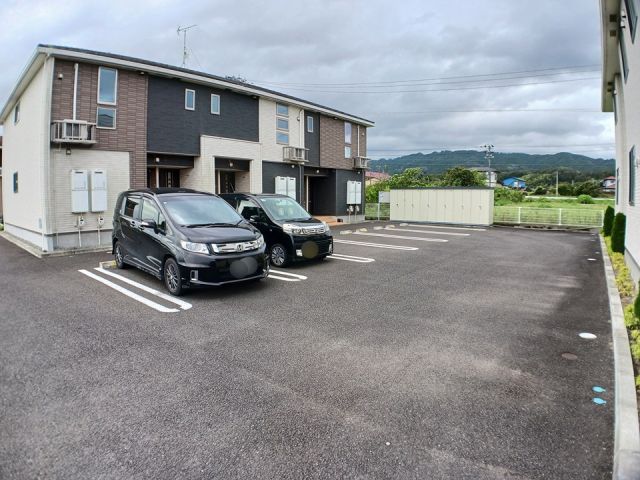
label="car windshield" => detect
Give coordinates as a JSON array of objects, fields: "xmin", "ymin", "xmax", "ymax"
[
  {"xmin": 259, "ymin": 196, "xmax": 312, "ymax": 221},
  {"xmin": 161, "ymin": 195, "xmax": 243, "ymax": 227}
]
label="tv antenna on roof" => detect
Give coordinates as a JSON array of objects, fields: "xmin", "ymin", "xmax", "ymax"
[{"xmin": 177, "ymin": 24, "xmax": 197, "ymax": 67}]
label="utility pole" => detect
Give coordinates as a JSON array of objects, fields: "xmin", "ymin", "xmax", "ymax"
[
  {"xmin": 555, "ymin": 171, "xmax": 559, "ymax": 196},
  {"xmin": 481, "ymin": 144, "xmax": 495, "ymax": 186},
  {"xmin": 177, "ymin": 25, "xmax": 197, "ymax": 67}
]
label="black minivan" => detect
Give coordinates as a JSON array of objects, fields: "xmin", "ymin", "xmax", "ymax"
[
  {"xmin": 220, "ymin": 193, "xmax": 333, "ymax": 267},
  {"xmin": 112, "ymin": 188, "xmax": 268, "ymax": 295}
]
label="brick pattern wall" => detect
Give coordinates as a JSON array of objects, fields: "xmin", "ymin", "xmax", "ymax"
[
  {"xmin": 51, "ymin": 59, "xmax": 148, "ymax": 188},
  {"xmin": 319, "ymin": 115, "xmax": 367, "ymax": 169}
]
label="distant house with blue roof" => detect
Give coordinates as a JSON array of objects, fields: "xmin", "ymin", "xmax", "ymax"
[{"xmin": 502, "ymin": 177, "xmax": 527, "ymax": 189}]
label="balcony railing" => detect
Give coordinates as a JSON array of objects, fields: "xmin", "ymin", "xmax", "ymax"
[
  {"xmin": 353, "ymin": 156, "xmax": 370, "ymax": 170},
  {"xmin": 283, "ymin": 146, "xmax": 309, "ymax": 163},
  {"xmin": 51, "ymin": 120, "xmax": 97, "ymax": 144}
]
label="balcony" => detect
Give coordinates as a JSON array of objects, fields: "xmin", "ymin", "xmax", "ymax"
[
  {"xmin": 51, "ymin": 120, "xmax": 97, "ymax": 144},
  {"xmin": 353, "ymin": 156, "xmax": 370, "ymax": 170},
  {"xmin": 283, "ymin": 146, "xmax": 309, "ymax": 163}
]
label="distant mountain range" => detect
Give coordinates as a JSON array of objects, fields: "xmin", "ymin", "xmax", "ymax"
[{"xmin": 368, "ymin": 150, "xmax": 615, "ymax": 176}]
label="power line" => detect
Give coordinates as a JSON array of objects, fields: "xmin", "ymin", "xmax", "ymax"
[
  {"xmin": 255, "ymin": 70, "xmax": 601, "ymax": 91},
  {"xmin": 250, "ymin": 64, "xmax": 600, "ymax": 87},
  {"xmin": 255, "ymin": 77, "xmax": 601, "ymax": 94}
]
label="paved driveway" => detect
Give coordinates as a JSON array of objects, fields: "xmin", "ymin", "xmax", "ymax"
[{"xmin": 0, "ymin": 224, "xmax": 613, "ymax": 479}]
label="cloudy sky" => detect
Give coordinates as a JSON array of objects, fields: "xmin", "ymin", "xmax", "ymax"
[{"xmin": 0, "ymin": 0, "xmax": 613, "ymax": 159}]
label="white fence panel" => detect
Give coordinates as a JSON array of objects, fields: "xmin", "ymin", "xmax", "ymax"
[{"xmin": 390, "ymin": 188, "xmax": 494, "ymax": 226}]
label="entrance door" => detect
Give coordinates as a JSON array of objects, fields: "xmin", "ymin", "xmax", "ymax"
[
  {"xmin": 146, "ymin": 168, "xmax": 180, "ymax": 188},
  {"xmin": 218, "ymin": 171, "xmax": 236, "ymax": 194}
]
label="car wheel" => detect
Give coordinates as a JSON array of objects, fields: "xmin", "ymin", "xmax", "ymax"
[
  {"xmin": 114, "ymin": 242, "xmax": 127, "ymax": 269},
  {"xmin": 270, "ymin": 243, "xmax": 289, "ymax": 267},
  {"xmin": 163, "ymin": 258, "xmax": 184, "ymax": 296}
]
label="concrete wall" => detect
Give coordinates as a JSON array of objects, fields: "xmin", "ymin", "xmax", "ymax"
[
  {"xmin": 2, "ymin": 58, "xmax": 50, "ymax": 243},
  {"xmin": 259, "ymin": 98, "xmax": 304, "ymax": 162},
  {"xmin": 51, "ymin": 59, "xmax": 148, "ymax": 189},
  {"xmin": 390, "ymin": 188, "xmax": 495, "ymax": 226}
]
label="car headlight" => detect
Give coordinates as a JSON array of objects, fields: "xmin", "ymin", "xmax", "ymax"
[
  {"xmin": 180, "ymin": 240, "xmax": 210, "ymax": 254},
  {"xmin": 283, "ymin": 223, "xmax": 303, "ymax": 235},
  {"xmin": 321, "ymin": 221, "xmax": 331, "ymax": 234},
  {"xmin": 256, "ymin": 234, "xmax": 265, "ymax": 248}
]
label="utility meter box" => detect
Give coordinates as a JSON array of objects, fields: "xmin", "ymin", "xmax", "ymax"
[
  {"xmin": 90, "ymin": 169, "xmax": 108, "ymax": 212},
  {"xmin": 347, "ymin": 181, "xmax": 362, "ymax": 205},
  {"xmin": 71, "ymin": 169, "xmax": 89, "ymax": 213},
  {"xmin": 275, "ymin": 176, "xmax": 297, "ymax": 200}
]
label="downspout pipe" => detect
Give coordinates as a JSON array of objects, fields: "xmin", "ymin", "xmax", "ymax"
[{"xmin": 72, "ymin": 63, "xmax": 78, "ymax": 120}]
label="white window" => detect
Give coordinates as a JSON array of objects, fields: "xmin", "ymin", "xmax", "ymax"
[
  {"xmin": 276, "ymin": 103, "xmax": 289, "ymax": 116},
  {"xmin": 276, "ymin": 131, "xmax": 289, "ymax": 145},
  {"xmin": 344, "ymin": 122, "xmax": 352, "ymax": 144},
  {"xmin": 185, "ymin": 89, "xmax": 196, "ymax": 110},
  {"xmin": 345, "ymin": 146, "xmax": 352, "ymax": 158},
  {"xmin": 210, "ymin": 94, "xmax": 220, "ymax": 115},
  {"xmin": 307, "ymin": 116, "xmax": 313, "ymax": 133},
  {"xmin": 98, "ymin": 67, "xmax": 117, "ymax": 105},
  {"xmin": 276, "ymin": 103, "xmax": 289, "ymax": 145},
  {"xmin": 97, "ymin": 107, "xmax": 116, "ymax": 129},
  {"xmin": 13, "ymin": 102, "xmax": 20, "ymax": 125}
]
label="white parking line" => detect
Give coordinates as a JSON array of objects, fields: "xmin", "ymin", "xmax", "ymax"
[
  {"xmin": 334, "ymin": 239, "xmax": 419, "ymax": 251},
  {"xmin": 78, "ymin": 269, "xmax": 180, "ymax": 313},
  {"xmin": 94, "ymin": 267, "xmax": 192, "ymax": 310},
  {"xmin": 352, "ymin": 232, "xmax": 448, "ymax": 243},
  {"xmin": 328, "ymin": 253, "xmax": 375, "ymax": 263},
  {"xmin": 405, "ymin": 223, "xmax": 486, "ymax": 232},
  {"xmin": 386, "ymin": 227, "xmax": 470, "ymax": 237},
  {"xmin": 269, "ymin": 269, "xmax": 308, "ymax": 282}
]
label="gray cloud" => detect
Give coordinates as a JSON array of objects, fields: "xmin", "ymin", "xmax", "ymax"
[{"xmin": 0, "ymin": 0, "xmax": 614, "ymax": 158}]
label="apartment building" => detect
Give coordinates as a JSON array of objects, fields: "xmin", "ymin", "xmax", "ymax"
[
  {"xmin": 601, "ymin": 0, "xmax": 640, "ymax": 282},
  {"xmin": 0, "ymin": 45, "xmax": 373, "ymax": 252}
]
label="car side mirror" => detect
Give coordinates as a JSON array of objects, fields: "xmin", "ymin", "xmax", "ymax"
[
  {"xmin": 141, "ymin": 219, "xmax": 158, "ymax": 232},
  {"xmin": 249, "ymin": 215, "xmax": 260, "ymax": 223}
]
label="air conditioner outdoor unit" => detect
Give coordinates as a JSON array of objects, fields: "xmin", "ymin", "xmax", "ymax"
[
  {"xmin": 283, "ymin": 147, "xmax": 309, "ymax": 163},
  {"xmin": 353, "ymin": 156, "xmax": 370, "ymax": 170}
]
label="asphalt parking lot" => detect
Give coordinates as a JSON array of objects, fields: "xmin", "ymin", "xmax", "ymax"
[{"xmin": 0, "ymin": 223, "xmax": 613, "ymax": 479}]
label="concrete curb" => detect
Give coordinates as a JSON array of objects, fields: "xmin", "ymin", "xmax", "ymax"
[{"xmin": 599, "ymin": 235, "xmax": 640, "ymax": 479}]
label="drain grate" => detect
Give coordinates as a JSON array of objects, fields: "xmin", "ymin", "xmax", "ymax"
[{"xmin": 561, "ymin": 352, "xmax": 578, "ymax": 361}]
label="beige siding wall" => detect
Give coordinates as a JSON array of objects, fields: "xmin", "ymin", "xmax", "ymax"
[
  {"xmin": 2, "ymin": 60, "xmax": 50, "ymax": 236},
  {"xmin": 187, "ymin": 135, "xmax": 262, "ymax": 193},
  {"xmin": 50, "ymin": 149, "xmax": 129, "ymax": 234},
  {"xmin": 259, "ymin": 98, "xmax": 304, "ymax": 162},
  {"xmin": 51, "ymin": 59, "xmax": 148, "ymax": 188}
]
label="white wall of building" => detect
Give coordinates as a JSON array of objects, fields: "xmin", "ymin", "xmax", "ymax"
[
  {"xmin": 1, "ymin": 60, "xmax": 51, "ymax": 244},
  {"xmin": 190, "ymin": 135, "xmax": 263, "ymax": 193},
  {"xmin": 50, "ymin": 149, "xmax": 130, "ymax": 235},
  {"xmin": 259, "ymin": 99, "xmax": 304, "ymax": 162},
  {"xmin": 615, "ymin": 1, "xmax": 640, "ymax": 281}
]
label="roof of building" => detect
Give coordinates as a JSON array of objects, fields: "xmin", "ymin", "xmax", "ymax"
[
  {"xmin": 603, "ymin": 175, "xmax": 616, "ymax": 180},
  {"xmin": 503, "ymin": 177, "xmax": 525, "ymax": 181},
  {"xmin": 600, "ymin": 0, "xmax": 621, "ymax": 112},
  {"xmin": 0, "ymin": 45, "xmax": 375, "ymax": 126},
  {"xmin": 365, "ymin": 171, "xmax": 391, "ymax": 179}
]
